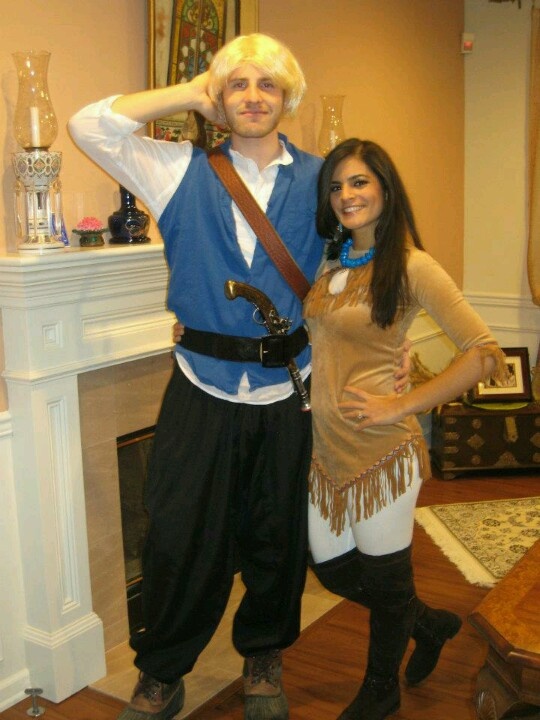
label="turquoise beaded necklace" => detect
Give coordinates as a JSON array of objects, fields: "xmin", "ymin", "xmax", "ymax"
[{"xmin": 339, "ymin": 238, "xmax": 375, "ymax": 268}]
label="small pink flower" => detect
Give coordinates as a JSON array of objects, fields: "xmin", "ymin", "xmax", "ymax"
[{"xmin": 73, "ymin": 216, "xmax": 106, "ymax": 233}]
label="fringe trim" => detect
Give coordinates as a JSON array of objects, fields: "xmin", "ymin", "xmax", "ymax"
[
  {"xmin": 309, "ymin": 435, "xmax": 431, "ymax": 536},
  {"xmin": 451, "ymin": 343, "xmax": 510, "ymax": 387},
  {"xmin": 479, "ymin": 343, "xmax": 510, "ymax": 385},
  {"xmin": 304, "ymin": 266, "xmax": 372, "ymax": 318}
]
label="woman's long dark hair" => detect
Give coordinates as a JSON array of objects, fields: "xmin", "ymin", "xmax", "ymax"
[{"xmin": 317, "ymin": 138, "xmax": 424, "ymax": 328}]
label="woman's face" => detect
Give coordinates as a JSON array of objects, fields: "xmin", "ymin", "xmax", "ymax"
[{"xmin": 329, "ymin": 156, "xmax": 385, "ymax": 236}]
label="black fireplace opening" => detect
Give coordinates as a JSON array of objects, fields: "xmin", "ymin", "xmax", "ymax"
[{"xmin": 117, "ymin": 425, "xmax": 155, "ymax": 634}]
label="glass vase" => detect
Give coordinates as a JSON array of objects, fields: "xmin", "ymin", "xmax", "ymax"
[
  {"xmin": 108, "ymin": 186, "xmax": 151, "ymax": 244},
  {"xmin": 12, "ymin": 51, "xmax": 58, "ymax": 151},
  {"xmin": 318, "ymin": 95, "xmax": 346, "ymax": 157}
]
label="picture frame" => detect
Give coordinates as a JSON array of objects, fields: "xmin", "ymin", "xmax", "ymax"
[
  {"xmin": 467, "ymin": 347, "xmax": 532, "ymax": 403},
  {"xmin": 146, "ymin": 0, "xmax": 258, "ymax": 143}
]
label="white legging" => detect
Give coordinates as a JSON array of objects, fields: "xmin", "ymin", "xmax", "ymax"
[{"xmin": 308, "ymin": 458, "xmax": 423, "ymax": 563}]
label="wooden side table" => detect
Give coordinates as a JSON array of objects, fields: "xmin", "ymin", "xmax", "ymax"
[{"xmin": 468, "ymin": 540, "xmax": 540, "ymax": 719}]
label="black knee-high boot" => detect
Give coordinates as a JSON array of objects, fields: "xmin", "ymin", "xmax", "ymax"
[
  {"xmin": 310, "ymin": 549, "xmax": 462, "ymax": 690},
  {"xmin": 311, "ymin": 546, "xmax": 415, "ymax": 720},
  {"xmin": 338, "ymin": 546, "xmax": 415, "ymax": 720},
  {"xmin": 404, "ymin": 599, "xmax": 462, "ymax": 686},
  {"xmin": 309, "ymin": 548, "xmax": 374, "ymax": 608}
]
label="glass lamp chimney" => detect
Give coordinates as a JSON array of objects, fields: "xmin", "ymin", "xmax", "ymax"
[{"xmin": 12, "ymin": 50, "xmax": 58, "ymax": 151}]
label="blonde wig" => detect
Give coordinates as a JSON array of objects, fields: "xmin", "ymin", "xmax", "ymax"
[{"xmin": 208, "ymin": 33, "xmax": 306, "ymax": 118}]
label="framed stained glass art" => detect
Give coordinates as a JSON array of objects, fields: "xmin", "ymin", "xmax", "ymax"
[{"xmin": 147, "ymin": 0, "xmax": 258, "ymax": 146}]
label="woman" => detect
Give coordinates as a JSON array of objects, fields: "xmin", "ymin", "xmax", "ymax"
[{"xmin": 303, "ymin": 138, "xmax": 507, "ymax": 720}]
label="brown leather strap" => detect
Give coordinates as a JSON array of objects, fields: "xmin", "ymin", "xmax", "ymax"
[{"xmin": 208, "ymin": 148, "xmax": 311, "ymax": 301}]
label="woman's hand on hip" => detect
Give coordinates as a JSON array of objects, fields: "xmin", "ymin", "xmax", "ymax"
[{"xmin": 338, "ymin": 385, "xmax": 407, "ymax": 429}]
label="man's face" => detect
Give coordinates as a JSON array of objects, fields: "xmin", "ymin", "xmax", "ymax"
[{"xmin": 221, "ymin": 64, "xmax": 285, "ymax": 139}]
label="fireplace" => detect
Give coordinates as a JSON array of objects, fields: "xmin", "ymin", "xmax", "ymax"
[
  {"xmin": 0, "ymin": 244, "xmax": 175, "ymax": 704},
  {"xmin": 78, "ymin": 354, "xmax": 172, "ymax": 652}
]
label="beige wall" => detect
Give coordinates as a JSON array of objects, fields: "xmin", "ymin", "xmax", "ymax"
[
  {"xmin": 0, "ymin": 0, "xmax": 150, "ymax": 410},
  {"xmin": 0, "ymin": 1, "xmax": 150, "ymax": 255},
  {"xmin": 260, "ymin": 0, "xmax": 465, "ymax": 283},
  {"xmin": 464, "ymin": 0, "xmax": 531, "ymax": 298},
  {"xmin": 0, "ymin": 0, "xmax": 464, "ymax": 411}
]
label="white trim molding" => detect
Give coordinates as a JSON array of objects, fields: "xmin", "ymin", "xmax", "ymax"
[
  {"xmin": 464, "ymin": 291, "xmax": 540, "ymax": 359},
  {"xmin": 409, "ymin": 292, "xmax": 539, "ymax": 372},
  {"xmin": 0, "ymin": 412, "xmax": 29, "ymax": 711}
]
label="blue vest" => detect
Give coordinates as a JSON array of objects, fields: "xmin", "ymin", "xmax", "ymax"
[{"xmin": 158, "ymin": 136, "xmax": 324, "ymax": 393}]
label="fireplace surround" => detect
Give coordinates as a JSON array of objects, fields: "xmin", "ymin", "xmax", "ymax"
[
  {"xmin": 79, "ymin": 358, "xmax": 170, "ymax": 652},
  {"xmin": 0, "ymin": 244, "xmax": 174, "ymax": 704}
]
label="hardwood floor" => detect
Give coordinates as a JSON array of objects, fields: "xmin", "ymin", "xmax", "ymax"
[{"xmin": 2, "ymin": 469, "xmax": 538, "ymax": 720}]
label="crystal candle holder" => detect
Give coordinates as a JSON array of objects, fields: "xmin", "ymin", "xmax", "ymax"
[
  {"xmin": 12, "ymin": 51, "xmax": 64, "ymax": 253},
  {"xmin": 12, "ymin": 150, "xmax": 64, "ymax": 252}
]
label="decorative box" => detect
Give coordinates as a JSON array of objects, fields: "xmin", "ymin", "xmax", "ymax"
[{"xmin": 430, "ymin": 402, "xmax": 540, "ymax": 479}]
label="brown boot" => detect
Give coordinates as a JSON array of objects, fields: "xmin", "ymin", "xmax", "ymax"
[
  {"xmin": 243, "ymin": 650, "xmax": 289, "ymax": 720},
  {"xmin": 117, "ymin": 672, "xmax": 185, "ymax": 719}
]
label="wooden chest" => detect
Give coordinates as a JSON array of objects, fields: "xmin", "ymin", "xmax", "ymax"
[{"xmin": 430, "ymin": 402, "xmax": 540, "ymax": 479}]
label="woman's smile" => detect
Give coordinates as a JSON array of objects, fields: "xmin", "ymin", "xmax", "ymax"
[{"xmin": 330, "ymin": 157, "xmax": 384, "ymax": 244}]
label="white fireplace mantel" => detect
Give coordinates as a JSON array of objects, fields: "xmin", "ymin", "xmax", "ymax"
[
  {"xmin": 0, "ymin": 244, "xmax": 174, "ymax": 706},
  {"xmin": 0, "ymin": 244, "xmax": 174, "ymax": 380}
]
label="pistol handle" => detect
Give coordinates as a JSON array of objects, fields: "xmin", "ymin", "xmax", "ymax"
[
  {"xmin": 224, "ymin": 280, "xmax": 238, "ymax": 300},
  {"xmin": 224, "ymin": 280, "xmax": 275, "ymax": 332}
]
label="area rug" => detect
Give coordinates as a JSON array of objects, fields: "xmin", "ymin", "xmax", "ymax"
[{"xmin": 415, "ymin": 496, "xmax": 540, "ymax": 588}]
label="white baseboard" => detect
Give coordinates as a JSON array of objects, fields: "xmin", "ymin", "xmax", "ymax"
[
  {"xmin": 0, "ymin": 669, "xmax": 31, "ymax": 712},
  {"xmin": 23, "ymin": 613, "xmax": 106, "ymax": 703}
]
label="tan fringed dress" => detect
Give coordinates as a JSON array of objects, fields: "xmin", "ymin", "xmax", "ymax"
[{"xmin": 303, "ymin": 246, "xmax": 507, "ymax": 536}]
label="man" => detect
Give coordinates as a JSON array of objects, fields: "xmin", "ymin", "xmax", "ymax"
[{"xmin": 70, "ymin": 33, "xmax": 323, "ymax": 720}]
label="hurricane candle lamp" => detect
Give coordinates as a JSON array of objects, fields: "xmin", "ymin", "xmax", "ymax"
[
  {"xmin": 12, "ymin": 50, "xmax": 64, "ymax": 253},
  {"xmin": 318, "ymin": 95, "xmax": 346, "ymax": 157}
]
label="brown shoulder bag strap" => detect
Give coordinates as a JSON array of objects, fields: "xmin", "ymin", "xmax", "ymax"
[{"xmin": 208, "ymin": 148, "xmax": 311, "ymax": 301}]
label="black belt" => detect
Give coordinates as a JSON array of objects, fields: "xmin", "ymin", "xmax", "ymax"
[{"xmin": 181, "ymin": 325, "xmax": 309, "ymax": 368}]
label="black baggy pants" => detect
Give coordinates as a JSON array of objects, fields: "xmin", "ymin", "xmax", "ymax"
[{"xmin": 130, "ymin": 364, "xmax": 312, "ymax": 683}]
